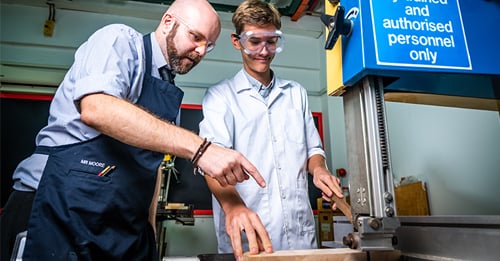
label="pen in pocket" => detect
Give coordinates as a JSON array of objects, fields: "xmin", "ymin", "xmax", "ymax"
[{"xmin": 98, "ymin": 165, "xmax": 116, "ymax": 177}]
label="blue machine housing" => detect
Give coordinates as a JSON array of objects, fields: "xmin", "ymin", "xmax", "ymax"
[{"xmin": 340, "ymin": 0, "xmax": 500, "ymax": 99}]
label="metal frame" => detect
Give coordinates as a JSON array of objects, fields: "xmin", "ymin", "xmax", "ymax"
[
  {"xmin": 342, "ymin": 76, "xmax": 399, "ymax": 250},
  {"xmin": 341, "ymin": 75, "xmax": 500, "ymax": 260},
  {"xmin": 396, "ymin": 215, "xmax": 500, "ymax": 261}
]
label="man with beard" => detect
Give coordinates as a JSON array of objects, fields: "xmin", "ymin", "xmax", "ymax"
[{"xmin": 0, "ymin": 0, "xmax": 266, "ymax": 260}]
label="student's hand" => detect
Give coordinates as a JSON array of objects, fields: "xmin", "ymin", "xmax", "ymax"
[
  {"xmin": 312, "ymin": 168, "xmax": 343, "ymax": 210},
  {"xmin": 225, "ymin": 205, "xmax": 273, "ymax": 261},
  {"xmin": 197, "ymin": 144, "xmax": 266, "ymax": 188}
]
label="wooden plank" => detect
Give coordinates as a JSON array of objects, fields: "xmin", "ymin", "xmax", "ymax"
[
  {"xmin": 331, "ymin": 194, "xmax": 352, "ymax": 223},
  {"xmin": 244, "ymin": 249, "xmax": 402, "ymax": 261},
  {"xmin": 243, "ymin": 248, "xmax": 366, "ymax": 261},
  {"xmin": 165, "ymin": 203, "xmax": 188, "ymax": 210}
]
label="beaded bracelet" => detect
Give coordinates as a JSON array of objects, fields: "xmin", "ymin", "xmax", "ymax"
[{"xmin": 191, "ymin": 138, "xmax": 211, "ymax": 168}]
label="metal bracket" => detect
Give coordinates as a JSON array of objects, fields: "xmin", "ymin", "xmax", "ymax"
[{"xmin": 321, "ymin": 5, "xmax": 353, "ymax": 50}]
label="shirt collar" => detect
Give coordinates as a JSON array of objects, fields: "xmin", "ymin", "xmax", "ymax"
[
  {"xmin": 242, "ymin": 69, "xmax": 275, "ymax": 91},
  {"xmin": 150, "ymin": 33, "xmax": 175, "ymax": 76}
]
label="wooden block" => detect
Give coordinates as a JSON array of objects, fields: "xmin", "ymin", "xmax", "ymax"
[
  {"xmin": 243, "ymin": 248, "xmax": 366, "ymax": 261},
  {"xmin": 165, "ymin": 203, "xmax": 188, "ymax": 210},
  {"xmin": 331, "ymin": 194, "xmax": 352, "ymax": 223},
  {"xmin": 395, "ymin": 182, "xmax": 430, "ymax": 216}
]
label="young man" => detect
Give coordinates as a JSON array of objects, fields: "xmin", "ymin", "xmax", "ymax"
[
  {"xmin": 0, "ymin": 0, "xmax": 266, "ymax": 260},
  {"xmin": 199, "ymin": 0, "xmax": 344, "ymax": 260}
]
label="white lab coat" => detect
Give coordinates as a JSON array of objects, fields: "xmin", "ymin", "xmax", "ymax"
[{"xmin": 199, "ymin": 69, "xmax": 325, "ymax": 252}]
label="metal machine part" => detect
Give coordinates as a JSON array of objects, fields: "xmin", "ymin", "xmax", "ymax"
[
  {"xmin": 340, "ymin": 76, "xmax": 500, "ymax": 260},
  {"xmin": 159, "ymin": 154, "xmax": 180, "ymax": 208},
  {"xmin": 342, "ymin": 76, "xmax": 400, "ymax": 250},
  {"xmin": 325, "ymin": 2, "xmax": 500, "ymax": 260},
  {"xmin": 157, "ymin": 156, "xmax": 194, "ymax": 260},
  {"xmin": 320, "ymin": 5, "xmax": 353, "ymax": 50},
  {"xmin": 396, "ymin": 215, "xmax": 500, "ymax": 260}
]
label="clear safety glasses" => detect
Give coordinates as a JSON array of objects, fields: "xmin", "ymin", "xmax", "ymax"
[
  {"xmin": 236, "ymin": 30, "xmax": 285, "ymax": 55},
  {"xmin": 172, "ymin": 14, "xmax": 215, "ymax": 53}
]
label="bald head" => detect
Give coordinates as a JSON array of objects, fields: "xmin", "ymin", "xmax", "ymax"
[
  {"xmin": 156, "ymin": 0, "xmax": 221, "ymax": 50},
  {"xmin": 166, "ymin": 0, "xmax": 221, "ymax": 41},
  {"xmin": 154, "ymin": 0, "xmax": 221, "ymax": 74},
  {"xmin": 167, "ymin": 0, "xmax": 218, "ymax": 18}
]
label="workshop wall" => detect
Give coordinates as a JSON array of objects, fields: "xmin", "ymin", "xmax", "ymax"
[
  {"xmin": 385, "ymin": 102, "xmax": 500, "ymax": 215},
  {"xmin": 1, "ymin": 1, "xmax": 500, "ymax": 258}
]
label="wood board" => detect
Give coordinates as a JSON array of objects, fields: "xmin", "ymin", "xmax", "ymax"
[
  {"xmin": 243, "ymin": 249, "xmax": 401, "ymax": 261},
  {"xmin": 243, "ymin": 248, "xmax": 365, "ymax": 261}
]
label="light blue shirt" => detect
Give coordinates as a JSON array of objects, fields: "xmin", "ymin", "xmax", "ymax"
[
  {"xmin": 12, "ymin": 24, "xmax": 169, "ymax": 191},
  {"xmin": 244, "ymin": 69, "xmax": 274, "ymax": 101},
  {"xmin": 199, "ymin": 69, "xmax": 325, "ymax": 252}
]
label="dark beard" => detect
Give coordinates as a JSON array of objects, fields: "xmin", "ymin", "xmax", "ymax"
[{"xmin": 166, "ymin": 24, "xmax": 202, "ymax": 75}]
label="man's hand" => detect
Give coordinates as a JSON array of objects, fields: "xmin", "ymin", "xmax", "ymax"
[
  {"xmin": 225, "ymin": 205, "xmax": 273, "ymax": 261},
  {"xmin": 197, "ymin": 144, "xmax": 266, "ymax": 188}
]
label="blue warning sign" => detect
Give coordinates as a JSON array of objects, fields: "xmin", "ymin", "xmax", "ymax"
[{"xmin": 370, "ymin": 0, "xmax": 471, "ymax": 70}]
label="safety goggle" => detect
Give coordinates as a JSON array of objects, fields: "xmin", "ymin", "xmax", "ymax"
[
  {"xmin": 235, "ymin": 30, "xmax": 284, "ymax": 55},
  {"xmin": 172, "ymin": 14, "xmax": 215, "ymax": 53}
]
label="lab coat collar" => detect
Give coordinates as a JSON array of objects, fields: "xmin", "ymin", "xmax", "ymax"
[
  {"xmin": 233, "ymin": 69, "xmax": 293, "ymax": 94},
  {"xmin": 233, "ymin": 69, "xmax": 294, "ymax": 107}
]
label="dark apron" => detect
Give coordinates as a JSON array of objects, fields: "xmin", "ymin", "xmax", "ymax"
[{"xmin": 23, "ymin": 34, "xmax": 184, "ymax": 261}]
